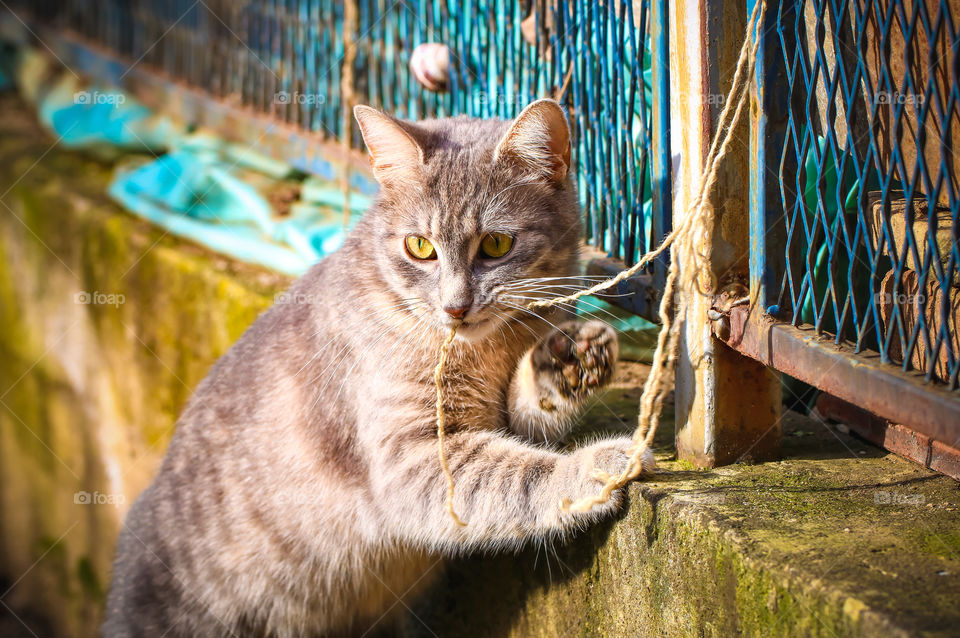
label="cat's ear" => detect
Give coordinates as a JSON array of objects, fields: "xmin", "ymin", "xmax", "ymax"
[
  {"xmin": 353, "ymin": 105, "xmax": 424, "ymax": 186},
  {"xmin": 493, "ymin": 99, "xmax": 572, "ymax": 183}
]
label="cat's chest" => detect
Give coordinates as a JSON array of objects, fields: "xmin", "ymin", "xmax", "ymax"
[
  {"xmin": 359, "ymin": 331, "xmax": 534, "ymax": 430},
  {"xmin": 439, "ymin": 346, "xmax": 521, "ymax": 430}
]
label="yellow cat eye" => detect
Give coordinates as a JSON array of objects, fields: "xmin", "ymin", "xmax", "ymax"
[
  {"xmin": 404, "ymin": 236, "xmax": 437, "ymax": 260},
  {"xmin": 480, "ymin": 233, "xmax": 514, "ymax": 259}
]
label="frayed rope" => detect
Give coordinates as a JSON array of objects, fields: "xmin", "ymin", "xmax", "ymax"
[
  {"xmin": 435, "ymin": 0, "xmax": 766, "ymax": 524},
  {"xmin": 434, "ymin": 327, "xmax": 467, "ymax": 526}
]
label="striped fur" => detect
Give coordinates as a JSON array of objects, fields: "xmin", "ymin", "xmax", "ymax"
[{"xmin": 103, "ymin": 100, "xmax": 654, "ymax": 638}]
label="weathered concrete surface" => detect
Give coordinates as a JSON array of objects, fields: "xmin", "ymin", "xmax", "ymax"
[
  {"xmin": 0, "ymin": 94, "xmax": 290, "ymax": 637},
  {"xmin": 1, "ymin": 94, "xmax": 959, "ymax": 638},
  {"xmin": 405, "ymin": 373, "xmax": 960, "ymax": 637}
]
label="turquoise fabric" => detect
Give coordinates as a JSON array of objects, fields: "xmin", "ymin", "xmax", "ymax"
[
  {"xmin": 108, "ymin": 138, "xmax": 371, "ymax": 276},
  {"xmin": 28, "ymin": 70, "xmax": 373, "ymax": 276},
  {"xmin": 37, "ymin": 78, "xmax": 177, "ymax": 152}
]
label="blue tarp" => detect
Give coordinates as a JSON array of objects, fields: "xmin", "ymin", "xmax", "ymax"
[
  {"xmin": 108, "ymin": 141, "xmax": 370, "ymax": 275},
  {"xmin": 32, "ymin": 67, "xmax": 370, "ymax": 275}
]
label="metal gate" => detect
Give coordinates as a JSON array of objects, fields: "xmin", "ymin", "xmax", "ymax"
[{"xmin": 736, "ymin": 0, "xmax": 960, "ymax": 447}]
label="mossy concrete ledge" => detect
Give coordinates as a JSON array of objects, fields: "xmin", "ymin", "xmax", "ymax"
[
  {"xmin": 1, "ymin": 96, "xmax": 959, "ymax": 637},
  {"xmin": 404, "ymin": 387, "xmax": 960, "ymax": 637},
  {"xmin": 0, "ymin": 95, "xmax": 291, "ymax": 637}
]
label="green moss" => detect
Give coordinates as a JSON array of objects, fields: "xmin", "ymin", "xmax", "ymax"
[
  {"xmin": 405, "ymin": 416, "xmax": 960, "ymax": 637},
  {"xmin": 76, "ymin": 556, "xmax": 104, "ymax": 601},
  {"xmin": 918, "ymin": 531, "xmax": 960, "ymax": 559},
  {"xmin": 34, "ymin": 534, "xmax": 68, "ymax": 561}
]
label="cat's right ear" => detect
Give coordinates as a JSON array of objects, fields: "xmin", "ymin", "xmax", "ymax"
[
  {"xmin": 493, "ymin": 99, "xmax": 572, "ymax": 184},
  {"xmin": 353, "ymin": 105, "xmax": 424, "ymax": 186}
]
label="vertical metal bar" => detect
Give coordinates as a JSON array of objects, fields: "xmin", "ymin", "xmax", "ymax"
[
  {"xmin": 650, "ymin": 0, "xmax": 672, "ymax": 291},
  {"xmin": 748, "ymin": 0, "xmax": 791, "ymax": 310},
  {"xmin": 672, "ymin": 0, "xmax": 782, "ymax": 467},
  {"xmin": 623, "ymin": 0, "xmax": 640, "ymax": 265}
]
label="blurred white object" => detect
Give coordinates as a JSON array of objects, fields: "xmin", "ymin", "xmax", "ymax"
[{"xmin": 409, "ymin": 42, "xmax": 449, "ymax": 92}]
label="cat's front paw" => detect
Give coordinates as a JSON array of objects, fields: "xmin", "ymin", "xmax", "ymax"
[
  {"xmin": 562, "ymin": 437, "xmax": 656, "ymax": 519},
  {"xmin": 581, "ymin": 437, "xmax": 655, "ymax": 488},
  {"xmin": 534, "ymin": 320, "xmax": 617, "ymax": 403}
]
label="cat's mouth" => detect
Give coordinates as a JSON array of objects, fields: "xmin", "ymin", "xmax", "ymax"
[
  {"xmin": 441, "ymin": 314, "xmax": 497, "ymax": 341},
  {"xmin": 438, "ymin": 300, "xmax": 533, "ymax": 342},
  {"xmin": 430, "ymin": 299, "xmax": 520, "ymax": 341}
]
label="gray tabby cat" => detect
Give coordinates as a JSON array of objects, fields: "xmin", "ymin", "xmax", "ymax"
[{"xmin": 103, "ymin": 99, "xmax": 654, "ymax": 637}]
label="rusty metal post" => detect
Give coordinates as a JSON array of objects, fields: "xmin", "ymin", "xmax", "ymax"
[{"xmin": 669, "ymin": 0, "xmax": 782, "ymax": 466}]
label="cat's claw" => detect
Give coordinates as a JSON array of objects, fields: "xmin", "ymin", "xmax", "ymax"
[{"xmin": 539, "ymin": 320, "xmax": 617, "ymax": 400}]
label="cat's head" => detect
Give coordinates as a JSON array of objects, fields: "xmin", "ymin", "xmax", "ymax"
[{"xmin": 354, "ymin": 99, "xmax": 582, "ymax": 341}]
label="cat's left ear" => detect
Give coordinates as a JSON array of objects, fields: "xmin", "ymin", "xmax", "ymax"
[{"xmin": 493, "ymin": 99, "xmax": 572, "ymax": 184}]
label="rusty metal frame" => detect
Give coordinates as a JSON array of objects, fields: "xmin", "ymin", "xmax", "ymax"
[
  {"xmin": 743, "ymin": 0, "xmax": 960, "ymax": 457},
  {"xmin": 720, "ymin": 305, "xmax": 960, "ymax": 444}
]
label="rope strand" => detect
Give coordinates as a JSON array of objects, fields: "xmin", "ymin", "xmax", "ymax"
[
  {"xmin": 435, "ymin": 327, "xmax": 467, "ymax": 526},
  {"xmin": 434, "ymin": 0, "xmax": 766, "ymax": 523}
]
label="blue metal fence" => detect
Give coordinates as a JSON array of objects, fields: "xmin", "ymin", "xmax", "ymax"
[
  {"xmin": 753, "ymin": 0, "xmax": 960, "ymax": 391},
  {"xmin": 6, "ymin": 0, "xmax": 672, "ymax": 283},
  {"xmin": 8, "ymin": 0, "xmax": 960, "ymax": 448}
]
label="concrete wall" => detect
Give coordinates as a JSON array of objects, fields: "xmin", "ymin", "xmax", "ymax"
[{"xmin": 0, "ymin": 95, "xmax": 289, "ymax": 636}]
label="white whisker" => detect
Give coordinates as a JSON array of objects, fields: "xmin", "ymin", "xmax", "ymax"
[
  {"xmin": 502, "ymin": 294, "xmax": 623, "ymax": 324},
  {"xmin": 497, "ymin": 301, "xmax": 577, "ymax": 346}
]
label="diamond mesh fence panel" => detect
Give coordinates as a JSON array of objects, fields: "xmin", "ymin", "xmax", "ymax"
[{"xmin": 774, "ymin": 0, "xmax": 960, "ymax": 389}]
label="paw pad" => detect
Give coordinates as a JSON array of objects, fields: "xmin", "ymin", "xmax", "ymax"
[{"xmin": 541, "ymin": 320, "xmax": 617, "ymax": 399}]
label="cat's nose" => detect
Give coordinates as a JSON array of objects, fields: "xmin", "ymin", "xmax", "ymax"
[{"xmin": 443, "ymin": 304, "xmax": 471, "ymax": 320}]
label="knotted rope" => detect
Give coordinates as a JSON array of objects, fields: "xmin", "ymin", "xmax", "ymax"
[{"xmin": 435, "ymin": 1, "xmax": 765, "ymax": 523}]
